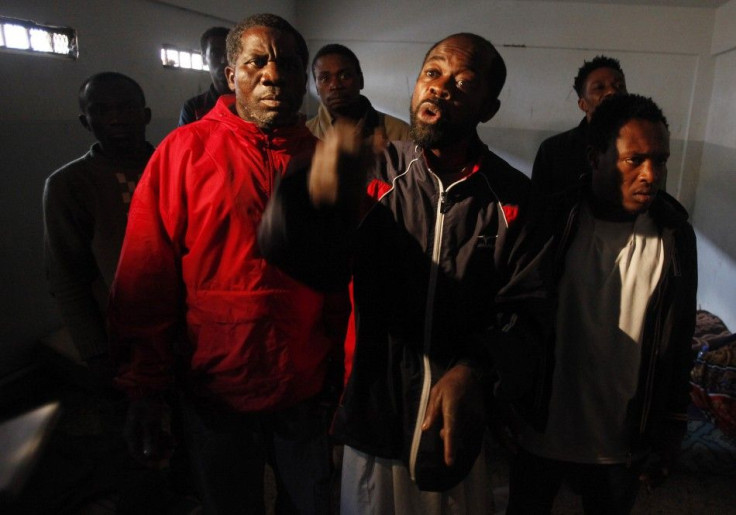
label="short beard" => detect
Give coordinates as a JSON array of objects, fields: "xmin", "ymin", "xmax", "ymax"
[
  {"xmin": 238, "ymin": 94, "xmax": 303, "ymax": 131},
  {"xmin": 409, "ymin": 107, "xmax": 468, "ymax": 149}
]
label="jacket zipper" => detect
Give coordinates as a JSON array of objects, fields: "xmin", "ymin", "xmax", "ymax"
[{"xmin": 409, "ymin": 179, "xmax": 447, "ymax": 481}]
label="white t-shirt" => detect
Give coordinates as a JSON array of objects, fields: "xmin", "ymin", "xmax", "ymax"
[{"xmin": 521, "ymin": 202, "xmax": 664, "ymax": 464}]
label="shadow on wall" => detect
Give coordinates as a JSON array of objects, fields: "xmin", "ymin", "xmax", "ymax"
[{"xmin": 692, "ymin": 141, "xmax": 736, "ymax": 329}]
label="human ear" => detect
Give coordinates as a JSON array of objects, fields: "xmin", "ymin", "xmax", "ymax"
[
  {"xmin": 578, "ymin": 96, "xmax": 590, "ymax": 115},
  {"xmin": 225, "ymin": 66, "xmax": 236, "ymax": 92},
  {"xmin": 79, "ymin": 114, "xmax": 91, "ymax": 131},
  {"xmin": 479, "ymin": 98, "xmax": 500, "ymax": 123}
]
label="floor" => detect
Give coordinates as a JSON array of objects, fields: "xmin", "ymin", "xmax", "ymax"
[{"xmin": 486, "ymin": 436, "xmax": 736, "ymax": 515}]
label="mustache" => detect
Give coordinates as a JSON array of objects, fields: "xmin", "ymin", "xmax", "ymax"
[{"xmin": 417, "ymin": 98, "xmax": 449, "ymax": 114}]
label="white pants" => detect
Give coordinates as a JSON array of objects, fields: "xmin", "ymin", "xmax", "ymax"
[{"xmin": 340, "ymin": 444, "xmax": 494, "ymax": 515}]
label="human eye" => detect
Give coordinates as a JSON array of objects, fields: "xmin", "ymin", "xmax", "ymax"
[
  {"xmin": 424, "ymin": 67, "xmax": 440, "ymax": 79},
  {"xmin": 247, "ymin": 55, "xmax": 268, "ymax": 68},
  {"xmin": 456, "ymin": 75, "xmax": 476, "ymax": 91}
]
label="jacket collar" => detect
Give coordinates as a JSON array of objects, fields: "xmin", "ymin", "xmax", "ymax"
[{"xmin": 204, "ymin": 95, "xmax": 314, "ymax": 146}]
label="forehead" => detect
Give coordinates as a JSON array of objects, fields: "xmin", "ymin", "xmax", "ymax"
[
  {"xmin": 585, "ymin": 66, "xmax": 624, "ymax": 86},
  {"xmin": 423, "ymin": 36, "xmax": 490, "ymax": 73},
  {"xmin": 614, "ymin": 118, "xmax": 669, "ymax": 151},
  {"xmin": 239, "ymin": 26, "xmax": 299, "ymax": 56},
  {"xmin": 84, "ymin": 79, "xmax": 142, "ymax": 105},
  {"xmin": 314, "ymin": 54, "xmax": 355, "ymax": 72},
  {"xmin": 205, "ymin": 35, "xmax": 226, "ymax": 51}
]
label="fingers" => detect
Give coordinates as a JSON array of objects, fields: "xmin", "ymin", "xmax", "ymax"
[
  {"xmin": 308, "ymin": 120, "xmax": 362, "ymax": 207},
  {"xmin": 421, "ymin": 390, "xmax": 439, "ymax": 432},
  {"xmin": 308, "ymin": 138, "xmax": 340, "ymax": 206},
  {"xmin": 441, "ymin": 403, "xmax": 457, "ymax": 466},
  {"xmin": 420, "ymin": 382, "xmax": 457, "ymax": 467}
]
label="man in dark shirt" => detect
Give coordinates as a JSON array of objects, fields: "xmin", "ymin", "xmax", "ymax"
[
  {"xmin": 178, "ymin": 26, "xmax": 230, "ymax": 125},
  {"xmin": 44, "ymin": 72, "xmax": 153, "ymax": 371},
  {"xmin": 531, "ymin": 55, "xmax": 626, "ymax": 194}
]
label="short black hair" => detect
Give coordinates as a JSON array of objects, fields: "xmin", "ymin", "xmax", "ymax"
[
  {"xmin": 226, "ymin": 13, "xmax": 308, "ymax": 69},
  {"xmin": 78, "ymin": 72, "xmax": 146, "ymax": 112},
  {"xmin": 200, "ymin": 26, "xmax": 230, "ymax": 54},
  {"xmin": 423, "ymin": 33, "xmax": 506, "ymax": 101},
  {"xmin": 573, "ymin": 55, "xmax": 625, "ymax": 97},
  {"xmin": 311, "ymin": 43, "xmax": 363, "ymax": 79},
  {"xmin": 588, "ymin": 94, "xmax": 669, "ymax": 153}
]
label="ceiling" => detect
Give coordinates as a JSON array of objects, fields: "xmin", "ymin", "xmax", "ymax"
[{"xmin": 514, "ymin": 0, "xmax": 729, "ymax": 7}]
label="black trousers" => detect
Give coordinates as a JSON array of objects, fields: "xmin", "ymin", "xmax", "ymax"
[
  {"xmin": 179, "ymin": 394, "xmax": 333, "ymax": 515},
  {"xmin": 506, "ymin": 448, "xmax": 643, "ymax": 515}
]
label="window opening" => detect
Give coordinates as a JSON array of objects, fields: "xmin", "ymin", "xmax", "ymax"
[
  {"xmin": 161, "ymin": 45, "xmax": 208, "ymax": 72},
  {"xmin": 0, "ymin": 16, "xmax": 77, "ymax": 58}
]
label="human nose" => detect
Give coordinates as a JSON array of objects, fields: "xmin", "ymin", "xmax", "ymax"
[
  {"xmin": 640, "ymin": 160, "xmax": 662, "ymax": 184},
  {"xmin": 328, "ymin": 75, "xmax": 343, "ymax": 90},
  {"xmin": 602, "ymin": 83, "xmax": 620, "ymax": 99},
  {"xmin": 429, "ymin": 78, "xmax": 451, "ymax": 100},
  {"xmin": 105, "ymin": 105, "xmax": 133, "ymax": 124},
  {"xmin": 262, "ymin": 60, "xmax": 283, "ymax": 85}
]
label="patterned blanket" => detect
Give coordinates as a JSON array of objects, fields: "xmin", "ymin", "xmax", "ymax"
[{"xmin": 689, "ymin": 310, "xmax": 736, "ymax": 441}]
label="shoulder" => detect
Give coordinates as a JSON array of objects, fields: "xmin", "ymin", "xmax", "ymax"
[
  {"xmin": 305, "ymin": 115, "xmax": 321, "ymax": 138},
  {"xmin": 45, "ymin": 150, "xmax": 96, "ymax": 190},
  {"xmin": 538, "ymin": 124, "xmax": 585, "ymax": 153},
  {"xmin": 481, "ymin": 148, "xmax": 531, "ymax": 188},
  {"xmin": 650, "ymin": 192, "xmax": 691, "ymax": 229},
  {"xmin": 378, "ymin": 111, "xmax": 411, "ymax": 141}
]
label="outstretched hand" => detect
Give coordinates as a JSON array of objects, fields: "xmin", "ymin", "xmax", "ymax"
[
  {"xmin": 421, "ymin": 364, "xmax": 484, "ymax": 466},
  {"xmin": 308, "ymin": 119, "xmax": 371, "ymax": 209}
]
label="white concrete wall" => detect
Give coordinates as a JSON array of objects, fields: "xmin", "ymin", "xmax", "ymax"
[
  {"xmin": 692, "ymin": 0, "xmax": 736, "ymax": 329},
  {"xmin": 0, "ymin": 0, "xmax": 295, "ymax": 376},
  {"xmin": 295, "ymin": 0, "xmax": 735, "ymax": 329},
  {"xmin": 296, "ymin": 0, "xmax": 716, "ymax": 197},
  {"xmin": 1, "ymin": 0, "xmax": 734, "ymax": 376}
]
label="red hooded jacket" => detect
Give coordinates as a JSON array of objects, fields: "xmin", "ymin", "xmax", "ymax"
[{"xmin": 110, "ymin": 96, "xmax": 348, "ymax": 412}]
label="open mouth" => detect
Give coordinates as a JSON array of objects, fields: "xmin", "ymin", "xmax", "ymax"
[{"xmin": 417, "ymin": 100, "xmax": 445, "ymax": 123}]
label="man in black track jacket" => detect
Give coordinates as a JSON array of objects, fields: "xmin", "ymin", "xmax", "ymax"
[{"xmin": 259, "ymin": 32, "xmax": 530, "ymax": 513}]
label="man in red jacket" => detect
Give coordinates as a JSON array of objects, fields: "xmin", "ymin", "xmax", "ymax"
[{"xmin": 109, "ymin": 13, "xmax": 348, "ymax": 514}]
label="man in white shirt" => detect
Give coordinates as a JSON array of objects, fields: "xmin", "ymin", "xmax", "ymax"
[{"xmin": 502, "ymin": 94, "xmax": 697, "ymax": 514}]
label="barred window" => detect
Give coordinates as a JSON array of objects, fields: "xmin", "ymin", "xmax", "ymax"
[
  {"xmin": 0, "ymin": 16, "xmax": 77, "ymax": 59},
  {"xmin": 161, "ymin": 45, "xmax": 208, "ymax": 72}
]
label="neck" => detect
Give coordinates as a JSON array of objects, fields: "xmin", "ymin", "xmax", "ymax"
[
  {"xmin": 587, "ymin": 195, "xmax": 637, "ymax": 222},
  {"xmin": 98, "ymin": 143, "xmax": 148, "ymax": 161},
  {"xmin": 329, "ymin": 101, "xmax": 366, "ymax": 123},
  {"xmin": 426, "ymin": 136, "xmax": 479, "ymax": 175}
]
